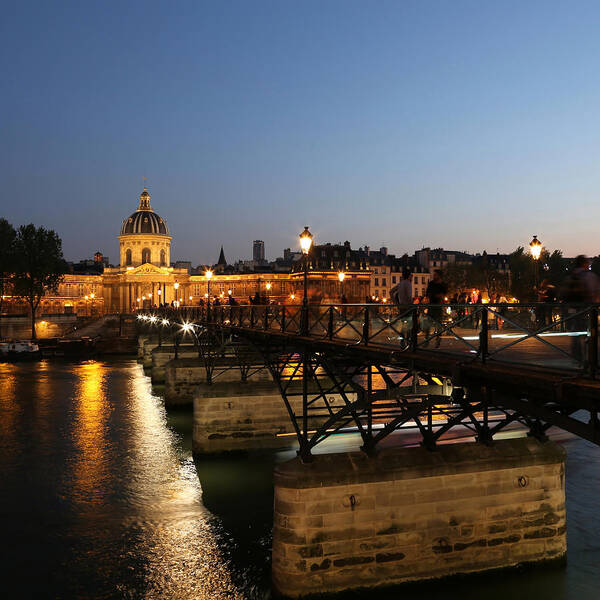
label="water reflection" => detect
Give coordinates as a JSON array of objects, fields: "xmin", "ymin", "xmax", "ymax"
[
  {"xmin": 2, "ymin": 359, "xmax": 600, "ymax": 599},
  {"xmin": 0, "ymin": 360, "xmax": 242, "ymax": 599}
]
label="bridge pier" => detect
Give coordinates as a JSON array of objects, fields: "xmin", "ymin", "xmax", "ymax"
[
  {"xmin": 165, "ymin": 356, "xmax": 274, "ymax": 406},
  {"xmin": 137, "ymin": 334, "xmax": 158, "ymax": 361},
  {"xmin": 193, "ymin": 381, "xmax": 301, "ymax": 454},
  {"xmin": 272, "ymin": 438, "xmax": 566, "ymax": 598},
  {"xmin": 150, "ymin": 345, "xmax": 197, "ymax": 384}
]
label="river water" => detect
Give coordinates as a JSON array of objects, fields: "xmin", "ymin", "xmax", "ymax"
[{"xmin": 0, "ymin": 359, "xmax": 599, "ymax": 599}]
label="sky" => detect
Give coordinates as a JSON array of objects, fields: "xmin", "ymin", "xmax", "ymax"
[{"xmin": 2, "ymin": 0, "xmax": 600, "ymax": 264}]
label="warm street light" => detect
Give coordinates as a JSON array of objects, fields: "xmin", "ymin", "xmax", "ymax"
[
  {"xmin": 299, "ymin": 226, "xmax": 313, "ymax": 255},
  {"xmin": 337, "ymin": 271, "xmax": 345, "ymax": 302},
  {"xmin": 530, "ymin": 235, "xmax": 542, "ymax": 260},
  {"xmin": 530, "ymin": 235, "xmax": 542, "ymax": 290},
  {"xmin": 266, "ymin": 282, "xmax": 272, "ymax": 291},
  {"xmin": 299, "ymin": 226, "xmax": 313, "ymax": 334}
]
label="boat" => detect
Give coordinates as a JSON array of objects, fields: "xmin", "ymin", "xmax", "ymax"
[{"xmin": 0, "ymin": 340, "xmax": 41, "ymax": 361}]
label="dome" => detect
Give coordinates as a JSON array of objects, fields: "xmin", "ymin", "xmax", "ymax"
[
  {"xmin": 120, "ymin": 188, "xmax": 170, "ymax": 236},
  {"xmin": 120, "ymin": 211, "xmax": 169, "ymax": 235}
]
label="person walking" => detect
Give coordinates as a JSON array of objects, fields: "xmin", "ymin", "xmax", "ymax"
[
  {"xmin": 424, "ymin": 270, "xmax": 448, "ymax": 348},
  {"xmin": 561, "ymin": 256, "xmax": 600, "ymax": 364},
  {"xmin": 391, "ymin": 269, "xmax": 414, "ymax": 344}
]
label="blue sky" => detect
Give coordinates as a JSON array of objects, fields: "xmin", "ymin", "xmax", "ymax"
[{"xmin": 2, "ymin": 0, "xmax": 600, "ymax": 263}]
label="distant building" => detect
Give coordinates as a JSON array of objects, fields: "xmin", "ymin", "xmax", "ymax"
[{"xmin": 253, "ymin": 240, "xmax": 265, "ymax": 263}]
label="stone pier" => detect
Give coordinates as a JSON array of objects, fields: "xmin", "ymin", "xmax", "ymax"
[
  {"xmin": 137, "ymin": 334, "xmax": 158, "ymax": 361},
  {"xmin": 165, "ymin": 357, "xmax": 274, "ymax": 406},
  {"xmin": 150, "ymin": 345, "xmax": 197, "ymax": 384},
  {"xmin": 272, "ymin": 438, "xmax": 566, "ymax": 598},
  {"xmin": 193, "ymin": 382, "xmax": 300, "ymax": 454}
]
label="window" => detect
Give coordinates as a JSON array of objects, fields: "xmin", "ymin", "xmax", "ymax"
[
  {"xmin": 374, "ymin": 278, "xmax": 379, "ymax": 286},
  {"xmin": 125, "ymin": 249, "xmax": 132, "ymax": 266},
  {"xmin": 382, "ymin": 278, "xmax": 386, "ymax": 287},
  {"xmin": 160, "ymin": 249, "xmax": 166, "ymax": 266},
  {"xmin": 392, "ymin": 276, "xmax": 396, "ymax": 284},
  {"xmin": 141, "ymin": 248, "xmax": 151, "ymax": 264}
]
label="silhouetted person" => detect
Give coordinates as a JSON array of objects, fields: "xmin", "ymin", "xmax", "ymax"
[
  {"xmin": 424, "ymin": 270, "xmax": 447, "ymax": 348},
  {"xmin": 562, "ymin": 255, "xmax": 600, "ymax": 363}
]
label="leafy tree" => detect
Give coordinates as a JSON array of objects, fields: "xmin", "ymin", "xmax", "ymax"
[
  {"xmin": 443, "ymin": 263, "xmax": 469, "ymax": 294},
  {"xmin": 469, "ymin": 253, "xmax": 510, "ymax": 298},
  {"xmin": 12, "ymin": 225, "xmax": 68, "ymax": 339},
  {"xmin": 0, "ymin": 219, "xmax": 17, "ymax": 339},
  {"xmin": 508, "ymin": 247, "xmax": 537, "ymax": 301}
]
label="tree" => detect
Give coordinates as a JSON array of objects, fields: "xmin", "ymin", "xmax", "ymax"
[
  {"xmin": 12, "ymin": 225, "xmax": 68, "ymax": 339},
  {"xmin": 469, "ymin": 253, "xmax": 510, "ymax": 298},
  {"xmin": 0, "ymin": 219, "xmax": 17, "ymax": 339}
]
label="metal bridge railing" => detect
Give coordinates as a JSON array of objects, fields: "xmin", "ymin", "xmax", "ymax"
[{"xmin": 139, "ymin": 302, "xmax": 600, "ymax": 378}]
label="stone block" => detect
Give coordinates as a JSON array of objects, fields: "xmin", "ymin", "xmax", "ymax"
[{"xmin": 272, "ymin": 438, "xmax": 566, "ymax": 598}]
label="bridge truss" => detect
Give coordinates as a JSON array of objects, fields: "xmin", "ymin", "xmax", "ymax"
[{"xmin": 139, "ymin": 302, "xmax": 600, "ymax": 461}]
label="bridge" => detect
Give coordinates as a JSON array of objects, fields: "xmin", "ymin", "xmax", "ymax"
[{"xmin": 137, "ymin": 302, "xmax": 600, "ymax": 597}]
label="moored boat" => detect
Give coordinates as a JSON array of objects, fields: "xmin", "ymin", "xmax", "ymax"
[{"xmin": 0, "ymin": 340, "xmax": 41, "ymax": 361}]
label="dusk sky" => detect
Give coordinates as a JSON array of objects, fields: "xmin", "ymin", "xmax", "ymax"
[{"xmin": 2, "ymin": 0, "xmax": 600, "ymax": 264}]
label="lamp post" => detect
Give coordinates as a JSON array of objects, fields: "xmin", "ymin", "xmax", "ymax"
[
  {"xmin": 90, "ymin": 292, "xmax": 95, "ymax": 315},
  {"xmin": 265, "ymin": 282, "xmax": 272, "ymax": 304},
  {"xmin": 84, "ymin": 295, "xmax": 89, "ymax": 316},
  {"xmin": 337, "ymin": 271, "xmax": 345, "ymax": 301},
  {"xmin": 174, "ymin": 282, "xmax": 179, "ymax": 307},
  {"xmin": 205, "ymin": 269, "xmax": 213, "ymax": 321},
  {"xmin": 205, "ymin": 270, "xmax": 213, "ymax": 303},
  {"xmin": 157, "ymin": 287, "xmax": 162, "ymax": 306},
  {"xmin": 529, "ymin": 235, "xmax": 542, "ymax": 292},
  {"xmin": 299, "ymin": 226, "xmax": 313, "ymax": 335}
]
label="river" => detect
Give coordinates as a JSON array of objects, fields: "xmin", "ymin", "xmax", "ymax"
[{"xmin": 0, "ymin": 359, "xmax": 598, "ymax": 599}]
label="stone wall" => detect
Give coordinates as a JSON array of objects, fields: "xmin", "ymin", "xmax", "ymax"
[
  {"xmin": 193, "ymin": 383, "xmax": 298, "ymax": 454},
  {"xmin": 272, "ymin": 438, "xmax": 566, "ymax": 597},
  {"xmin": 149, "ymin": 345, "xmax": 197, "ymax": 383},
  {"xmin": 164, "ymin": 357, "xmax": 273, "ymax": 406}
]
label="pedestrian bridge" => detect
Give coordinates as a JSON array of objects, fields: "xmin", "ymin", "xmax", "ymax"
[
  {"xmin": 137, "ymin": 302, "xmax": 599, "ymax": 597},
  {"xmin": 139, "ymin": 301, "xmax": 600, "ymax": 458}
]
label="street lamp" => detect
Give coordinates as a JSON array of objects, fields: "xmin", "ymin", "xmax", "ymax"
[
  {"xmin": 337, "ymin": 271, "xmax": 345, "ymax": 301},
  {"xmin": 266, "ymin": 282, "xmax": 272, "ymax": 304},
  {"xmin": 299, "ymin": 226, "xmax": 313, "ymax": 334},
  {"xmin": 530, "ymin": 235, "xmax": 542, "ymax": 260},
  {"xmin": 173, "ymin": 282, "xmax": 179, "ymax": 305},
  {"xmin": 530, "ymin": 235, "xmax": 542, "ymax": 290},
  {"xmin": 205, "ymin": 270, "xmax": 213, "ymax": 303}
]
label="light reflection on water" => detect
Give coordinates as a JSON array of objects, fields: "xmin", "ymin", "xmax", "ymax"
[{"xmin": 0, "ymin": 359, "xmax": 599, "ymax": 599}]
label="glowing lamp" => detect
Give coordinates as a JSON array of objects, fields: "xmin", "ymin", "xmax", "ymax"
[
  {"xmin": 299, "ymin": 226, "xmax": 313, "ymax": 255},
  {"xmin": 529, "ymin": 235, "xmax": 542, "ymax": 260}
]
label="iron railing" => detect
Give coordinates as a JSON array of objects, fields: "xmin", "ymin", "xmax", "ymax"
[{"xmin": 140, "ymin": 302, "xmax": 600, "ymax": 378}]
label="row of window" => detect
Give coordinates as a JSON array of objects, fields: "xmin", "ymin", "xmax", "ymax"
[{"xmin": 124, "ymin": 248, "xmax": 167, "ymax": 266}]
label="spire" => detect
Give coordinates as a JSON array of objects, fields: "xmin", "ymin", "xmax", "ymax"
[
  {"xmin": 138, "ymin": 187, "xmax": 153, "ymax": 211},
  {"xmin": 217, "ymin": 246, "xmax": 227, "ymax": 265}
]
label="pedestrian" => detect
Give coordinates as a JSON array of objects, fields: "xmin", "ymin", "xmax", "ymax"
[
  {"xmin": 561, "ymin": 255, "xmax": 600, "ymax": 364},
  {"xmin": 424, "ymin": 270, "xmax": 448, "ymax": 348}
]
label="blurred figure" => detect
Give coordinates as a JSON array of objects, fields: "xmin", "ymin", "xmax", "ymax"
[
  {"xmin": 424, "ymin": 270, "xmax": 448, "ymax": 348},
  {"xmin": 561, "ymin": 255, "xmax": 600, "ymax": 364}
]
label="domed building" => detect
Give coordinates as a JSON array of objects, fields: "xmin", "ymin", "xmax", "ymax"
[
  {"xmin": 101, "ymin": 187, "xmax": 190, "ymax": 312},
  {"xmin": 119, "ymin": 188, "xmax": 171, "ymax": 267}
]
